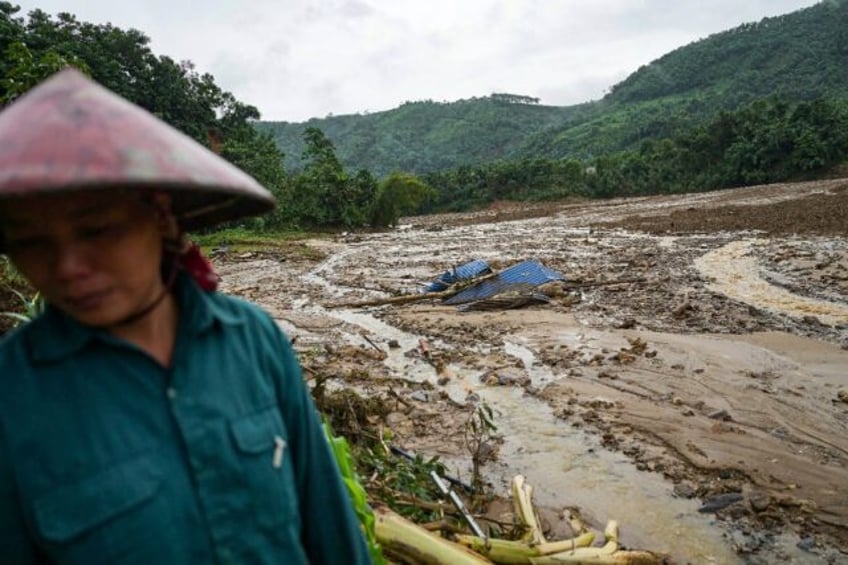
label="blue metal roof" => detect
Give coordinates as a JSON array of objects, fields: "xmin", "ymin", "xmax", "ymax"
[
  {"xmin": 425, "ymin": 259, "xmax": 491, "ymax": 292},
  {"xmin": 444, "ymin": 260, "xmax": 565, "ymax": 305}
]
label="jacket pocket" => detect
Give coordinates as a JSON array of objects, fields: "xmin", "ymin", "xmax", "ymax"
[
  {"xmin": 231, "ymin": 407, "xmax": 286, "ymax": 454},
  {"xmin": 33, "ymin": 454, "xmax": 162, "ymax": 543},
  {"xmin": 230, "ymin": 407, "xmax": 298, "ymax": 527}
]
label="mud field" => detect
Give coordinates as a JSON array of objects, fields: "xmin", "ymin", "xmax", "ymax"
[{"xmin": 217, "ymin": 178, "xmax": 848, "ymax": 564}]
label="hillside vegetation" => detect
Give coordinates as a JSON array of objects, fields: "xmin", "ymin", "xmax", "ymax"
[
  {"xmin": 1, "ymin": 2, "xmax": 847, "ymax": 228},
  {"xmin": 259, "ymin": 0, "xmax": 848, "ymax": 173},
  {"xmin": 256, "ymin": 95, "xmax": 590, "ymax": 177},
  {"xmin": 0, "ymin": 3, "xmax": 423, "ymax": 230}
]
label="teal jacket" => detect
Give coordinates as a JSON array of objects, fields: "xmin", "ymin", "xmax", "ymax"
[{"xmin": 0, "ymin": 275, "xmax": 371, "ymax": 564}]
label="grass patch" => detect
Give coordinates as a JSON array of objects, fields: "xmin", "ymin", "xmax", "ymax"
[{"xmin": 191, "ymin": 227, "xmax": 329, "ymax": 258}]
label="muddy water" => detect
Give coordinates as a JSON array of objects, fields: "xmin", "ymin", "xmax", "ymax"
[
  {"xmin": 319, "ymin": 295, "xmax": 741, "ymax": 562},
  {"xmin": 219, "ymin": 182, "xmax": 848, "ymax": 562},
  {"xmin": 696, "ymin": 239, "xmax": 848, "ymax": 325}
]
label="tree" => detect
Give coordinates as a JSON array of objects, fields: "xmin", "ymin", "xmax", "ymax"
[{"xmin": 370, "ymin": 172, "xmax": 435, "ymax": 227}]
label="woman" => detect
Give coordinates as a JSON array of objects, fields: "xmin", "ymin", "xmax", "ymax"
[{"xmin": 0, "ymin": 69, "xmax": 371, "ymax": 564}]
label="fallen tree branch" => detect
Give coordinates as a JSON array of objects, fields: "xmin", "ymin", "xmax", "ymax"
[
  {"xmin": 327, "ymin": 272, "xmax": 500, "ymax": 309},
  {"xmin": 326, "ymin": 288, "xmax": 459, "ymax": 309},
  {"xmin": 566, "ymin": 277, "xmax": 646, "ymax": 289}
]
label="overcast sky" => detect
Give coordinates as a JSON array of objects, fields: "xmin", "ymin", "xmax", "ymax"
[{"xmin": 16, "ymin": 1, "xmax": 820, "ymax": 122}]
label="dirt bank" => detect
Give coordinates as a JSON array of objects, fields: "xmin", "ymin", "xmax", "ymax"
[{"xmin": 215, "ymin": 178, "xmax": 848, "ymax": 564}]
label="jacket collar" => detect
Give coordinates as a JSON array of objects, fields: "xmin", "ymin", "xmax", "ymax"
[{"xmin": 27, "ymin": 273, "xmax": 244, "ymax": 364}]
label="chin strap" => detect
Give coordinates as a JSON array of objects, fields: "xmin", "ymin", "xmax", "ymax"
[
  {"xmin": 102, "ymin": 195, "xmax": 220, "ymax": 328},
  {"xmin": 107, "ymin": 236, "xmax": 219, "ymax": 329}
]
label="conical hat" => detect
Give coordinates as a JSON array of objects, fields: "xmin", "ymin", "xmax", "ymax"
[{"xmin": 0, "ymin": 68, "xmax": 275, "ymax": 234}]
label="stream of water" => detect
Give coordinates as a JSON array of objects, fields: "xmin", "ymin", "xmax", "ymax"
[{"xmin": 319, "ymin": 307, "xmax": 741, "ymax": 563}]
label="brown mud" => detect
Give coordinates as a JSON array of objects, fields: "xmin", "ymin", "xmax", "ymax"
[{"xmin": 216, "ymin": 178, "xmax": 847, "ymax": 564}]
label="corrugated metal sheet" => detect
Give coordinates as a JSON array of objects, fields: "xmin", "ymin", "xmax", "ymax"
[
  {"xmin": 425, "ymin": 259, "xmax": 491, "ymax": 292},
  {"xmin": 444, "ymin": 260, "xmax": 564, "ymax": 305}
]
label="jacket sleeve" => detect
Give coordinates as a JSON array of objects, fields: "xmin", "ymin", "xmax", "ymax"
[
  {"xmin": 265, "ymin": 317, "xmax": 372, "ymax": 564},
  {"xmin": 0, "ymin": 420, "xmax": 43, "ymax": 563}
]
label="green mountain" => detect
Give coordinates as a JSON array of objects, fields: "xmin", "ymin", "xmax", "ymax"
[
  {"xmin": 256, "ymin": 95, "xmax": 590, "ymax": 176},
  {"xmin": 258, "ymin": 0, "xmax": 848, "ymax": 176}
]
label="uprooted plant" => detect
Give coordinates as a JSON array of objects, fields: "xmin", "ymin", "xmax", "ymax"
[{"xmin": 464, "ymin": 401, "xmax": 500, "ymax": 498}]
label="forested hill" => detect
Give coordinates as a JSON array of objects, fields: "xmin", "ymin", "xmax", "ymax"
[
  {"xmin": 606, "ymin": 1, "xmax": 848, "ymax": 105},
  {"xmin": 525, "ymin": 0, "xmax": 848, "ymax": 159},
  {"xmin": 258, "ymin": 0, "xmax": 848, "ymax": 175},
  {"xmin": 255, "ymin": 95, "xmax": 589, "ymax": 177}
]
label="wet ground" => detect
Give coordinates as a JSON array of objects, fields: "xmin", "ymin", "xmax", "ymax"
[{"xmin": 216, "ymin": 178, "xmax": 848, "ymax": 564}]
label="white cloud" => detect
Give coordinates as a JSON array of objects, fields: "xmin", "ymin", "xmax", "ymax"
[{"xmin": 14, "ymin": 0, "xmax": 820, "ymax": 121}]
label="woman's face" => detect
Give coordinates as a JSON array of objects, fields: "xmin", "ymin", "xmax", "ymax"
[{"xmin": 1, "ymin": 191, "xmax": 168, "ymax": 327}]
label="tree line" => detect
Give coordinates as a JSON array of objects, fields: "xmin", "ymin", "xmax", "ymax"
[
  {"xmin": 0, "ymin": 4, "xmax": 429, "ymax": 230},
  {"xmin": 2, "ymin": 5, "xmax": 847, "ymax": 231},
  {"xmin": 422, "ymin": 96, "xmax": 848, "ymax": 211}
]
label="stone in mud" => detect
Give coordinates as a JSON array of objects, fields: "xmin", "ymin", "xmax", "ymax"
[
  {"xmin": 615, "ymin": 317, "xmax": 637, "ymax": 329},
  {"xmin": 479, "ymin": 368, "xmax": 528, "ymax": 387},
  {"xmin": 698, "ymin": 492, "xmax": 744, "ymax": 513},
  {"xmin": 708, "ymin": 409, "xmax": 733, "ymax": 421},
  {"xmin": 672, "ymin": 301, "xmax": 693, "ymax": 318},
  {"xmin": 746, "ymin": 490, "xmax": 772, "ymax": 513},
  {"xmin": 802, "ymin": 315, "xmax": 823, "ymax": 326},
  {"xmin": 410, "ymin": 391, "xmax": 430, "ymax": 403},
  {"xmin": 797, "ymin": 536, "xmax": 817, "ymax": 552},
  {"xmin": 387, "ymin": 339, "xmax": 401, "ymax": 349},
  {"xmin": 673, "ymin": 483, "xmax": 696, "ymax": 499}
]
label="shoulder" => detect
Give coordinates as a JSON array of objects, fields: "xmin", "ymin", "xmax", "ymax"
[
  {"xmin": 0, "ymin": 319, "xmax": 39, "ymax": 371},
  {"xmin": 0, "ymin": 318, "xmax": 46, "ymax": 407},
  {"xmin": 204, "ymin": 291, "xmax": 292, "ymax": 349},
  {"xmin": 207, "ymin": 291, "xmax": 276, "ymax": 327}
]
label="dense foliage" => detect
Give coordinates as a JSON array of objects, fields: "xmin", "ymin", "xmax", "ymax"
[
  {"xmin": 256, "ymin": 96, "xmax": 588, "ymax": 176},
  {"xmin": 259, "ymin": 0, "xmax": 848, "ymax": 176},
  {"xmin": 422, "ymin": 97, "xmax": 848, "ymax": 211},
  {"xmin": 0, "ymin": 4, "xmax": 437, "ymax": 231},
  {"xmin": 3, "ymin": 2, "xmax": 848, "ymax": 229},
  {"xmin": 0, "ymin": 3, "xmax": 295, "ymax": 227}
]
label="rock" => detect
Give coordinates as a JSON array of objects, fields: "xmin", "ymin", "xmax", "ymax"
[
  {"xmin": 672, "ymin": 301, "xmax": 693, "ymax": 318},
  {"xmin": 615, "ymin": 318, "xmax": 637, "ymax": 329},
  {"xmin": 410, "ymin": 391, "xmax": 430, "ymax": 403},
  {"xmin": 436, "ymin": 376, "xmax": 450, "ymax": 386},
  {"xmin": 387, "ymin": 339, "xmax": 401, "ymax": 349},
  {"xmin": 747, "ymin": 490, "xmax": 772, "ymax": 513},
  {"xmin": 837, "ymin": 390, "xmax": 848, "ymax": 404},
  {"xmin": 386, "ymin": 412, "xmax": 406, "ymax": 426},
  {"xmin": 673, "ymin": 483, "xmax": 696, "ymax": 499},
  {"xmin": 698, "ymin": 492, "xmax": 743, "ymax": 513},
  {"xmin": 726, "ymin": 504, "xmax": 750, "ymax": 519},
  {"xmin": 770, "ymin": 427, "xmax": 788, "ymax": 438},
  {"xmin": 797, "ymin": 536, "xmax": 817, "ymax": 552},
  {"xmin": 480, "ymin": 368, "xmax": 528, "ymax": 387},
  {"xmin": 728, "ymin": 530, "xmax": 766, "ymax": 554},
  {"xmin": 708, "ymin": 409, "xmax": 732, "ymax": 421}
]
